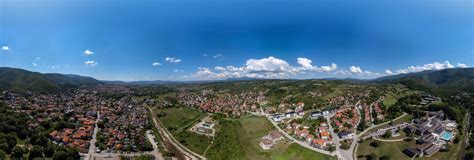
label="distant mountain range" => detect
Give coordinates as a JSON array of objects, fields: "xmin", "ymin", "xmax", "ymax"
[
  {"xmin": 0, "ymin": 67, "xmax": 472, "ymax": 95},
  {"xmin": 372, "ymin": 67, "xmax": 474, "ymax": 96},
  {"xmin": 0, "ymin": 67, "xmax": 101, "ymax": 93}
]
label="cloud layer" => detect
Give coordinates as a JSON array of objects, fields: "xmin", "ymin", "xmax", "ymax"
[
  {"xmin": 191, "ymin": 56, "xmax": 342, "ymax": 79},
  {"xmin": 189, "ymin": 57, "xmax": 469, "ymax": 80}
]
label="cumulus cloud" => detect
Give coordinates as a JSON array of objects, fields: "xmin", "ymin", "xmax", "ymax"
[
  {"xmin": 457, "ymin": 63, "xmax": 468, "ymax": 68},
  {"xmin": 385, "ymin": 69, "xmax": 394, "ymax": 75},
  {"xmin": 1, "ymin": 46, "xmax": 9, "ymax": 51},
  {"xmin": 152, "ymin": 62, "xmax": 162, "ymax": 66},
  {"xmin": 165, "ymin": 57, "xmax": 182, "ymax": 63},
  {"xmin": 84, "ymin": 49, "xmax": 94, "ymax": 55},
  {"xmin": 85, "ymin": 60, "xmax": 98, "ymax": 67},
  {"xmin": 245, "ymin": 56, "xmax": 292, "ymax": 73},
  {"xmin": 395, "ymin": 61, "xmax": 455, "ymax": 74},
  {"xmin": 174, "ymin": 69, "xmax": 184, "ymax": 72},
  {"xmin": 296, "ymin": 57, "xmax": 337, "ymax": 72},
  {"xmin": 349, "ymin": 66, "xmax": 363, "ymax": 74},
  {"xmin": 32, "ymin": 63, "xmax": 37, "ymax": 67},
  {"xmin": 189, "ymin": 56, "xmax": 341, "ymax": 80}
]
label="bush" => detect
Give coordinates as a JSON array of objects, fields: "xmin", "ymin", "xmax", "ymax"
[
  {"xmin": 29, "ymin": 145, "xmax": 44, "ymax": 159},
  {"xmin": 12, "ymin": 146, "xmax": 24, "ymax": 158},
  {"xmin": 370, "ymin": 141, "xmax": 380, "ymax": 148},
  {"xmin": 366, "ymin": 153, "xmax": 377, "ymax": 160}
]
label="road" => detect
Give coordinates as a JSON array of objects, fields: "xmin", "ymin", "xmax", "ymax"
[
  {"xmin": 84, "ymin": 111, "xmax": 100, "ymax": 160},
  {"xmin": 352, "ymin": 113, "xmax": 408, "ymax": 160},
  {"xmin": 363, "ymin": 122, "xmax": 409, "ymax": 139},
  {"xmin": 148, "ymin": 107, "xmax": 205, "ymax": 160},
  {"xmin": 327, "ymin": 101, "xmax": 360, "ymax": 160}
]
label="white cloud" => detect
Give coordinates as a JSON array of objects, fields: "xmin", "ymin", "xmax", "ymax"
[
  {"xmin": 174, "ymin": 69, "xmax": 184, "ymax": 72},
  {"xmin": 349, "ymin": 66, "xmax": 363, "ymax": 74},
  {"xmin": 85, "ymin": 60, "xmax": 98, "ymax": 67},
  {"xmin": 245, "ymin": 56, "xmax": 292, "ymax": 73},
  {"xmin": 203, "ymin": 54, "xmax": 208, "ymax": 57},
  {"xmin": 84, "ymin": 49, "xmax": 94, "ymax": 55},
  {"xmin": 213, "ymin": 53, "xmax": 223, "ymax": 59},
  {"xmin": 165, "ymin": 57, "xmax": 182, "ymax": 63},
  {"xmin": 297, "ymin": 58, "xmax": 313, "ymax": 69},
  {"xmin": 152, "ymin": 62, "xmax": 162, "ymax": 66},
  {"xmin": 32, "ymin": 63, "xmax": 37, "ymax": 67},
  {"xmin": 320, "ymin": 63, "xmax": 338, "ymax": 72},
  {"xmin": 214, "ymin": 66, "xmax": 226, "ymax": 71},
  {"xmin": 457, "ymin": 63, "xmax": 468, "ymax": 68},
  {"xmin": 395, "ymin": 61, "xmax": 455, "ymax": 74},
  {"xmin": 35, "ymin": 57, "xmax": 41, "ymax": 60},
  {"xmin": 1, "ymin": 46, "xmax": 9, "ymax": 51},
  {"xmin": 296, "ymin": 57, "xmax": 337, "ymax": 72},
  {"xmin": 189, "ymin": 56, "xmax": 340, "ymax": 80},
  {"xmin": 385, "ymin": 69, "xmax": 394, "ymax": 75}
]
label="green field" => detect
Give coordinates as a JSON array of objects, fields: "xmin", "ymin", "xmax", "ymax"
[
  {"xmin": 383, "ymin": 90, "xmax": 420, "ymax": 109},
  {"xmin": 156, "ymin": 107, "xmax": 211, "ymax": 154},
  {"xmin": 357, "ymin": 139, "xmax": 414, "ymax": 160},
  {"xmin": 205, "ymin": 116, "xmax": 335, "ymax": 160}
]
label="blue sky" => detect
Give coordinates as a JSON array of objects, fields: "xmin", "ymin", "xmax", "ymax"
[{"xmin": 0, "ymin": 0, "xmax": 472, "ymax": 81}]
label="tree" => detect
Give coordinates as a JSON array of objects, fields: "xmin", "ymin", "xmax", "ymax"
[
  {"xmin": 67, "ymin": 148, "xmax": 81, "ymax": 160},
  {"xmin": 328, "ymin": 146, "xmax": 336, "ymax": 152},
  {"xmin": 382, "ymin": 130, "xmax": 392, "ymax": 139},
  {"xmin": 53, "ymin": 151, "xmax": 69, "ymax": 160},
  {"xmin": 0, "ymin": 150, "xmax": 6, "ymax": 160},
  {"xmin": 370, "ymin": 141, "xmax": 380, "ymax": 148},
  {"xmin": 29, "ymin": 145, "xmax": 44, "ymax": 159},
  {"xmin": 97, "ymin": 121, "xmax": 105, "ymax": 129},
  {"xmin": 11, "ymin": 146, "xmax": 24, "ymax": 159},
  {"xmin": 44, "ymin": 142, "xmax": 55, "ymax": 157},
  {"xmin": 466, "ymin": 149, "xmax": 474, "ymax": 159},
  {"xmin": 454, "ymin": 136, "xmax": 460, "ymax": 144},
  {"xmin": 367, "ymin": 153, "xmax": 377, "ymax": 160}
]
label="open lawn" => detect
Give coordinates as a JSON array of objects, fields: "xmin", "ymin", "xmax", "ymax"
[
  {"xmin": 156, "ymin": 107, "xmax": 206, "ymax": 132},
  {"xmin": 206, "ymin": 116, "xmax": 335, "ymax": 160},
  {"xmin": 383, "ymin": 90, "xmax": 420, "ymax": 109},
  {"xmin": 156, "ymin": 107, "xmax": 211, "ymax": 155},
  {"xmin": 382, "ymin": 93, "xmax": 398, "ymax": 109},
  {"xmin": 357, "ymin": 139, "xmax": 415, "ymax": 160}
]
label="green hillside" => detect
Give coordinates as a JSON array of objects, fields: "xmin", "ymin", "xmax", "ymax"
[
  {"xmin": 373, "ymin": 68, "xmax": 474, "ymax": 97},
  {"xmin": 0, "ymin": 67, "xmax": 101, "ymax": 93}
]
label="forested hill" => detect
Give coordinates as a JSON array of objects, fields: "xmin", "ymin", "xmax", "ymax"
[
  {"xmin": 0, "ymin": 67, "xmax": 101, "ymax": 93},
  {"xmin": 372, "ymin": 68, "xmax": 474, "ymax": 97}
]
